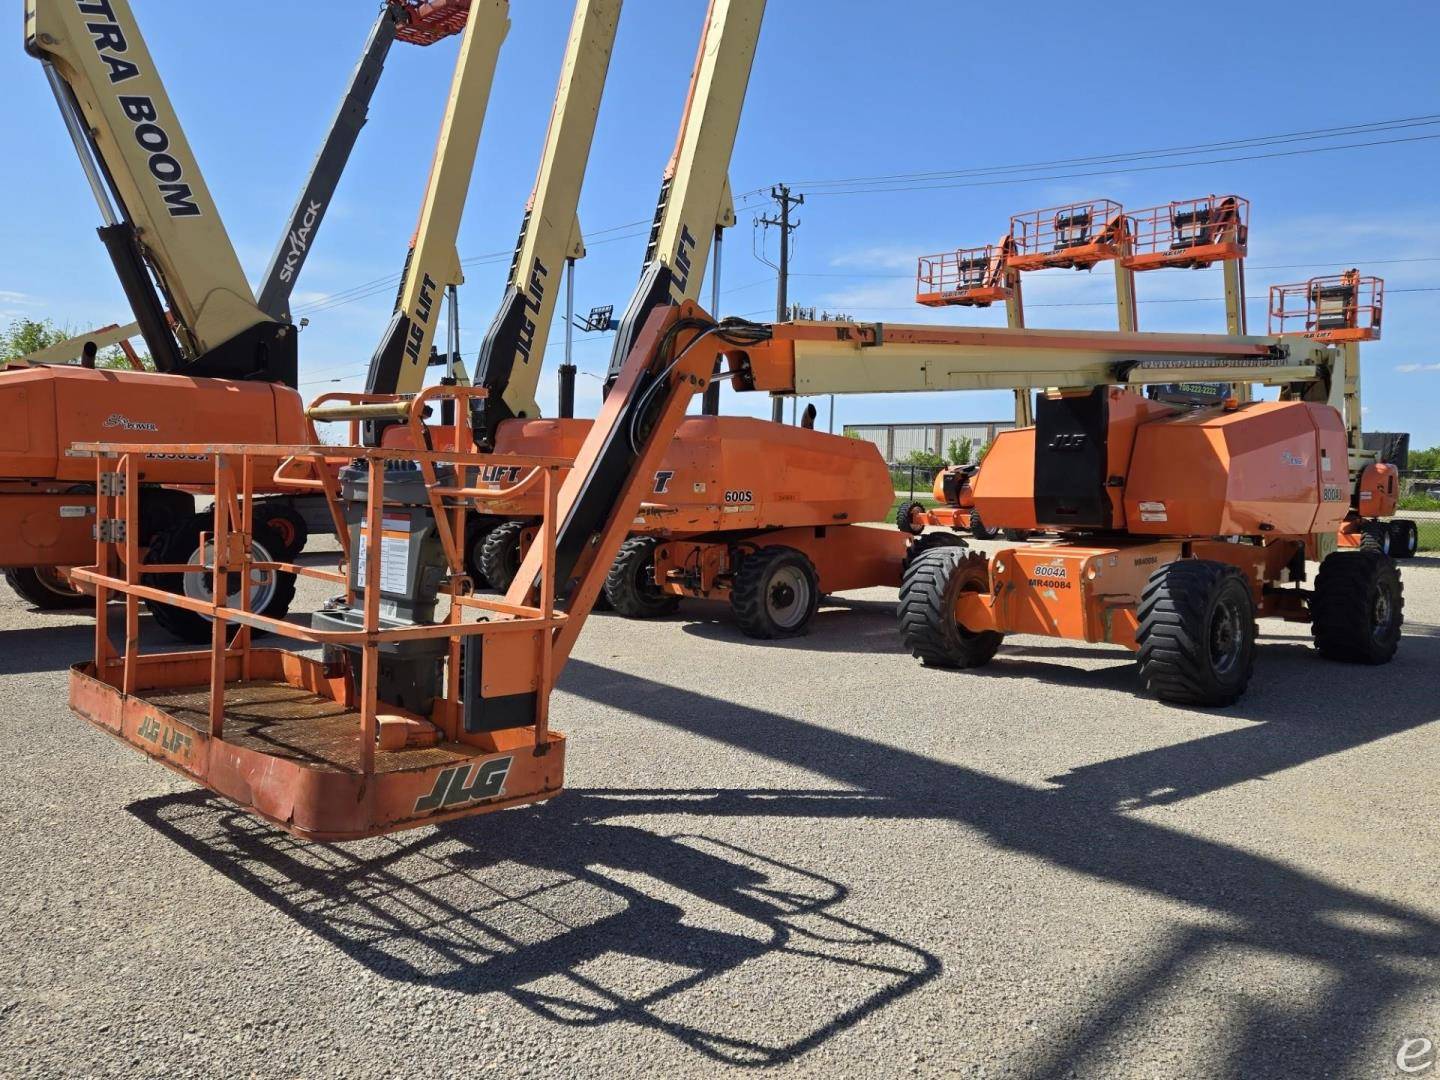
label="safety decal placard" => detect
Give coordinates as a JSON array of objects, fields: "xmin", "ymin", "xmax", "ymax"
[{"xmin": 357, "ymin": 514, "xmax": 411, "ymax": 594}]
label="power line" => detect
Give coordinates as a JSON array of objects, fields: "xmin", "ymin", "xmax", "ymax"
[
  {"xmin": 801, "ymin": 133, "xmax": 1440, "ymax": 197},
  {"xmin": 789, "ymin": 114, "xmax": 1440, "ymax": 189},
  {"xmin": 791, "ymin": 257, "xmax": 1440, "ymax": 282}
]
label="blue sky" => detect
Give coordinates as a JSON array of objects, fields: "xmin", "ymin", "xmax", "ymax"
[{"xmin": 3, "ymin": 1, "xmax": 1438, "ymax": 443}]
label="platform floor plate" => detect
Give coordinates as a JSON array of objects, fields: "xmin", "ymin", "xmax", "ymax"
[{"xmin": 143, "ymin": 681, "xmax": 463, "ymax": 774}]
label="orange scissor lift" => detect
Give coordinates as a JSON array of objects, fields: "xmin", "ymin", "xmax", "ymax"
[{"xmin": 907, "ymin": 194, "xmax": 1252, "ymax": 542}]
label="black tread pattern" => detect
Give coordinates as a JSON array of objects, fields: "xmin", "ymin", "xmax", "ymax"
[
  {"xmin": 895, "ymin": 501, "xmax": 927, "ymax": 536},
  {"xmin": 604, "ymin": 537, "xmax": 679, "ymax": 619},
  {"xmin": 968, "ymin": 509, "xmax": 998, "ymax": 540},
  {"xmin": 1312, "ymin": 550, "xmax": 1404, "ymax": 664},
  {"xmin": 902, "ymin": 531, "xmax": 967, "ymax": 576},
  {"xmin": 4, "ymin": 567, "xmax": 89, "ymax": 610},
  {"xmin": 1136, "ymin": 560, "xmax": 1256, "ymax": 707},
  {"xmin": 255, "ymin": 500, "xmax": 309, "ymax": 560},
  {"xmin": 897, "ymin": 547, "xmax": 1002, "ymax": 668},
  {"xmin": 479, "ymin": 520, "xmax": 527, "ymax": 592},
  {"xmin": 1359, "ymin": 524, "xmax": 1389, "ymax": 555},
  {"xmin": 729, "ymin": 546, "xmax": 820, "ymax": 639}
]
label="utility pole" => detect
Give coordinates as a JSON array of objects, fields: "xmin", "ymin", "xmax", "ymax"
[{"xmin": 759, "ymin": 183, "xmax": 803, "ymax": 422}]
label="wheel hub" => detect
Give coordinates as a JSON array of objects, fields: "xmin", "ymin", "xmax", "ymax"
[
  {"xmin": 1209, "ymin": 599, "xmax": 1243, "ymax": 675},
  {"xmin": 182, "ymin": 539, "xmax": 279, "ymax": 615},
  {"xmin": 765, "ymin": 565, "xmax": 810, "ymax": 629}
]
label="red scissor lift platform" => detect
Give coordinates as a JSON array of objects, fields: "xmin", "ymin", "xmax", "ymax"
[
  {"xmin": 1269, "ymin": 270, "xmax": 1384, "ymax": 343},
  {"xmin": 67, "ymin": 388, "xmax": 574, "ymax": 842},
  {"xmin": 1122, "ymin": 194, "xmax": 1249, "ymax": 271},
  {"xmin": 1007, "ymin": 198, "xmax": 1126, "ymax": 271},
  {"xmin": 915, "ymin": 237, "xmax": 1017, "ymax": 307}
]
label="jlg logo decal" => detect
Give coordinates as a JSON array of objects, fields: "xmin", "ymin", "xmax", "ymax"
[
  {"xmin": 513, "ymin": 258, "xmax": 548, "ymax": 367},
  {"xmin": 414, "ymin": 757, "xmax": 513, "ymax": 814}
]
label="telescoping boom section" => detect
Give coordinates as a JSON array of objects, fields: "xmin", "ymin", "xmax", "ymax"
[
  {"xmin": 65, "ymin": 303, "xmax": 765, "ymax": 840},
  {"xmin": 25, "ymin": 0, "xmax": 294, "ymax": 384}
]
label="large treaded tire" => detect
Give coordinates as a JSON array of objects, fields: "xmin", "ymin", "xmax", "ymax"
[
  {"xmin": 1311, "ymin": 550, "xmax": 1404, "ymax": 665},
  {"xmin": 479, "ymin": 520, "xmax": 527, "ymax": 592},
  {"xmin": 1359, "ymin": 522, "xmax": 1391, "ymax": 555},
  {"xmin": 898, "ymin": 547, "xmax": 1002, "ymax": 668},
  {"xmin": 1136, "ymin": 560, "xmax": 1256, "ymax": 707},
  {"xmin": 256, "ymin": 500, "xmax": 309, "ymax": 560},
  {"xmin": 603, "ymin": 537, "xmax": 679, "ymax": 619},
  {"xmin": 895, "ymin": 501, "xmax": 927, "ymax": 536},
  {"xmin": 967, "ymin": 508, "xmax": 999, "ymax": 540},
  {"xmin": 143, "ymin": 515, "xmax": 297, "ymax": 644},
  {"xmin": 1390, "ymin": 519, "xmax": 1419, "ymax": 560},
  {"xmin": 464, "ymin": 514, "xmax": 501, "ymax": 588},
  {"xmin": 902, "ymin": 531, "xmax": 967, "ymax": 575},
  {"xmin": 4, "ymin": 567, "xmax": 89, "ymax": 610},
  {"xmin": 729, "ymin": 546, "xmax": 820, "ymax": 639}
]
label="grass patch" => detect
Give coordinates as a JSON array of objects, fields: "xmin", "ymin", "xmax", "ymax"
[
  {"xmin": 1399, "ymin": 493, "xmax": 1440, "ymax": 512},
  {"xmin": 1417, "ymin": 520, "xmax": 1440, "ymax": 552}
]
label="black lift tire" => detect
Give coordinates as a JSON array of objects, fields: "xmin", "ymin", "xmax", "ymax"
[
  {"xmin": 1359, "ymin": 521, "xmax": 1392, "ymax": 555},
  {"xmin": 730, "ymin": 546, "xmax": 820, "ymax": 639},
  {"xmin": 479, "ymin": 519, "xmax": 527, "ymax": 592},
  {"xmin": 143, "ymin": 514, "xmax": 297, "ymax": 644},
  {"xmin": 1136, "ymin": 559, "xmax": 1257, "ymax": 707},
  {"xmin": 1001, "ymin": 529, "xmax": 1033, "ymax": 542},
  {"xmin": 1311, "ymin": 550, "xmax": 1404, "ymax": 665},
  {"xmin": 604, "ymin": 537, "xmax": 679, "ymax": 619},
  {"xmin": 902, "ymin": 531, "xmax": 967, "ymax": 575},
  {"xmin": 4, "ymin": 566, "xmax": 89, "ymax": 610},
  {"xmin": 968, "ymin": 508, "xmax": 999, "ymax": 540},
  {"xmin": 898, "ymin": 546, "xmax": 1003, "ymax": 669},
  {"xmin": 895, "ymin": 500, "xmax": 928, "ymax": 536},
  {"xmin": 256, "ymin": 500, "xmax": 309, "ymax": 560},
  {"xmin": 1390, "ymin": 519, "xmax": 1419, "ymax": 560},
  {"xmin": 464, "ymin": 514, "xmax": 500, "ymax": 587}
]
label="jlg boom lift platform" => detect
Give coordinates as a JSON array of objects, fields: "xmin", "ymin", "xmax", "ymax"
[{"xmin": 6, "ymin": 0, "xmax": 477, "ymax": 615}]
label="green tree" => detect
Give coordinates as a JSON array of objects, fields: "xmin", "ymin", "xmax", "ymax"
[
  {"xmin": 1409, "ymin": 445, "xmax": 1440, "ymax": 475},
  {"xmin": 1, "ymin": 318, "xmax": 69, "ymax": 361},
  {"xmin": 0, "ymin": 316, "xmax": 152, "ymax": 370},
  {"xmin": 946, "ymin": 436, "xmax": 974, "ymax": 466},
  {"xmin": 901, "ymin": 448, "xmax": 945, "ymax": 469}
]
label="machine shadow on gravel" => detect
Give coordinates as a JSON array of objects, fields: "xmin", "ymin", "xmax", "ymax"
[
  {"xmin": 128, "ymin": 789, "xmax": 939, "ymax": 1068},
  {"xmin": 550, "ymin": 659, "xmax": 1440, "ymax": 1078}
]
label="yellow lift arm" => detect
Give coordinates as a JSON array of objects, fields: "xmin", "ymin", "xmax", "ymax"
[
  {"xmin": 469, "ymin": 0, "xmax": 623, "ymax": 445},
  {"xmin": 604, "ymin": 0, "xmax": 764, "ymax": 388},
  {"xmin": 728, "ymin": 320, "xmax": 1345, "ymax": 414},
  {"xmin": 25, "ymin": 0, "xmax": 294, "ymax": 384},
  {"xmin": 365, "ymin": 0, "xmax": 510, "ymax": 397}
]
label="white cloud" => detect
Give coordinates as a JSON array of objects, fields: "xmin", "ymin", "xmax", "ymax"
[
  {"xmin": 828, "ymin": 244, "xmax": 926, "ymax": 271},
  {"xmin": 0, "ymin": 290, "xmax": 34, "ymax": 305},
  {"xmin": 1395, "ymin": 363, "xmax": 1440, "ymax": 374}
]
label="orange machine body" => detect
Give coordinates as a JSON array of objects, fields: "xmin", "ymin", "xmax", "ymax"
[
  {"xmin": 0, "ymin": 365, "xmax": 308, "ymax": 569},
  {"xmin": 484, "ymin": 414, "xmax": 908, "ymax": 601},
  {"xmin": 949, "ymin": 395, "xmax": 1355, "ymax": 651}
]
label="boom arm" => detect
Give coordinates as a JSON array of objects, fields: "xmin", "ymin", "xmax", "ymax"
[
  {"xmin": 25, "ymin": 0, "xmax": 294, "ymax": 384},
  {"xmin": 365, "ymin": 0, "xmax": 510, "ymax": 398},
  {"xmin": 728, "ymin": 320, "xmax": 1343, "ymax": 410},
  {"xmin": 469, "ymin": 0, "xmax": 623, "ymax": 446},
  {"xmin": 604, "ymin": 0, "xmax": 764, "ymax": 388},
  {"xmin": 256, "ymin": 4, "xmax": 405, "ymax": 324}
]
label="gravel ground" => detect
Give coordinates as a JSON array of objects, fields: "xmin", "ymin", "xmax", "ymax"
[{"xmin": 2, "ymin": 542, "xmax": 1439, "ymax": 1079}]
